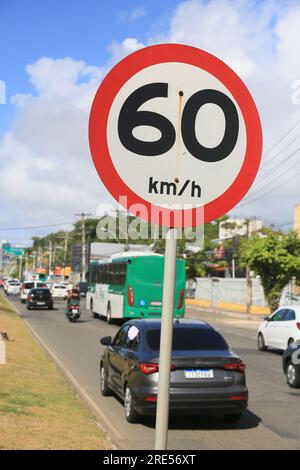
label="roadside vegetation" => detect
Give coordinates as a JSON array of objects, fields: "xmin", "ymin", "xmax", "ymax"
[
  {"xmin": 0, "ymin": 295, "xmax": 112, "ymax": 450},
  {"xmin": 241, "ymin": 230, "xmax": 300, "ymax": 311}
]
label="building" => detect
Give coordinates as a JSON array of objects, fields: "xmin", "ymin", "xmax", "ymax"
[
  {"xmin": 294, "ymin": 203, "xmax": 300, "ymax": 237},
  {"xmin": 219, "ymin": 218, "xmax": 263, "ymax": 240}
]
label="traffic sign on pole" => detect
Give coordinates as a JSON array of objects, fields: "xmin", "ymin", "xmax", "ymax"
[
  {"xmin": 3, "ymin": 246, "xmax": 25, "ymax": 257},
  {"xmin": 89, "ymin": 44, "xmax": 262, "ymax": 450},
  {"xmin": 89, "ymin": 44, "xmax": 262, "ymax": 227}
]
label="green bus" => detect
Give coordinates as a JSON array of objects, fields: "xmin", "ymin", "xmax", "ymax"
[{"xmin": 86, "ymin": 251, "xmax": 186, "ymax": 323}]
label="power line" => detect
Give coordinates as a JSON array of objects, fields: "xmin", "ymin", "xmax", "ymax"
[
  {"xmin": 238, "ymin": 166, "xmax": 300, "ymax": 207},
  {"xmin": 262, "ymin": 116, "xmax": 300, "ymax": 160},
  {"xmin": 254, "ymin": 132, "xmax": 300, "ymax": 184},
  {"xmin": 0, "ymin": 222, "xmax": 74, "ymax": 231},
  {"xmin": 242, "ymin": 145, "xmax": 300, "ymax": 200}
]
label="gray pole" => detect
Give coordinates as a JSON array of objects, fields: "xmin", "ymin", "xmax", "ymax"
[
  {"xmin": 232, "ymin": 258, "xmax": 235, "ymax": 278},
  {"xmin": 63, "ymin": 233, "xmax": 68, "ymax": 280},
  {"xmin": 82, "ymin": 218, "xmax": 86, "ymax": 281},
  {"xmin": 25, "ymin": 251, "xmax": 28, "ymax": 274},
  {"xmin": 245, "ymin": 219, "xmax": 252, "ymax": 313},
  {"xmin": 0, "ymin": 241, "xmax": 3, "ymax": 275},
  {"xmin": 19, "ymin": 255, "xmax": 23, "ymax": 280},
  {"xmin": 74, "ymin": 213, "xmax": 91, "ymax": 281},
  {"xmin": 154, "ymin": 228, "xmax": 177, "ymax": 450},
  {"xmin": 33, "ymin": 251, "xmax": 36, "ymax": 273},
  {"xmin": 49, "ymin": 241, "xmax": 52, "ymax": 276}
]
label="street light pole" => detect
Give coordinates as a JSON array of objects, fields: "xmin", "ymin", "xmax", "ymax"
[{"xmin": 74, "ymin": 213, "xmax": 92, "ymax": 281}]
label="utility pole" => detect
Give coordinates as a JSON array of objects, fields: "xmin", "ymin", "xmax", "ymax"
[
  {"xmin": 245, "ymin": 219, "xmax": 252, "ymax": 313},
  {"xmin": 37, "ymin": 246, "xmax": 42, "ymax": 270},
  {"xmin": 19, "ymin": 255, "xmax": 23, "ymax": 280},
  {"xmin": 63, "ymin": 233, "xmax": 69, "ymax": 280},
  {"xmin": 74, "ymin": 213, "xmax": 92, "ymax": 281},
  {"xmin": 0, "ymin": 241, "xmax": 3, "ymax": 275},
  {"xmin": 33, "ymin": 251, "xmax": 37, "ymax": 273},
  {"xmin": 49, "ymin": 240, "xmax": 53, "ymax": 277},
  {"xmin": 25, "ymin": 251, "xmax": 28, "ymax": 274}
]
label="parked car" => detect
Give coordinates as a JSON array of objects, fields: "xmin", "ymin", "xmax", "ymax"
[
  {"xmin": 257, "ymin": 306, "xmax": 300, "ymax": 351},
  {"xmin": 50, "ymin": 283, "xmax": 68, "ymax": 299},
  {"xmin": 100, "ymin": 319, "xmax": 248, "ymax": 423},
  {"xmin": 282, "ymin": 341, "xmax": 300, "ymax": 388},
  {"xmin": 26, "ymin": 288, "xmax": 53, "ymax": 310},
  {"xmin": 77, "ymin": 281, "xmax": 88, "ymax": 298},
  {"xmin": 20, "ymin": 281, "xmax": 46, "ymax": 303},
  {"xmin": 5, "ymin": 279, "xmax": 21, "ymax": 295}
]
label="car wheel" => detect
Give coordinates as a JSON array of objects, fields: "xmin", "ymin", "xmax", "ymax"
[
  {"xmin": 26, "ymin": 305, "xmax": 31, "ymax": 310},
  {"xmin": 100, "ymin": 365, "xmax": 112, "ymax": 396},
  {"xmin": 106, "ymin": 304, "xmax": 113, "ymax": 324},
  {"xmin": 286, "ymin": 361, "xmax": 300, "ymax": 388},
  {"xmin": 223, "ymin": 413, "xmax": 242, "ymax": 423},
  {"xmin": 258, "ymin": 333, "xmax": 267, "ymax": 351},
  {"xmin": 124, "ymin": 385, "xmax": 139, "ymax": 423}
]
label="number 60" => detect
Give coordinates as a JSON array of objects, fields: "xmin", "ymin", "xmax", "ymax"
[{"xmin": 118, "ymin": 82, "xmax": 239, "ymax": 163}]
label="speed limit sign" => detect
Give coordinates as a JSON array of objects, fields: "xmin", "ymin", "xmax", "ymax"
[{"xmin": 89, "ymin": 44, "xmax": 262, "ymax": 226}]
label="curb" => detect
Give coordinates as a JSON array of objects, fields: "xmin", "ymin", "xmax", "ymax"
[{"xmin": 186, "ymin": 304, "xmax": 262, "ymax": 323}]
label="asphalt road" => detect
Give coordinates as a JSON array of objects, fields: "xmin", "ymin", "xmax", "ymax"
[{"xmin": 5, "ymin": 294, "xmax": 300, "ymax": 450}]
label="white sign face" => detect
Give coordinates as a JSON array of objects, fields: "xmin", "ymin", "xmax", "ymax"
[
  {"xmin": 89, "ymin": 44, "xmax": 262, "ymax": 226},
  {"xmin": 107, "ymin": 62, "xmax": 246, "ymax": 208}
]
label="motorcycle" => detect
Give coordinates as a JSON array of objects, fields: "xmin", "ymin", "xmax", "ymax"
[{"xmin": 66, "ymin": 300, "xmax": 81, "ymax": 322}]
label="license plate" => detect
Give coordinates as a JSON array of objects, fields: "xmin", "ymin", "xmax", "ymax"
[
  {"xmin": 72, "ymin": 309, "xmax": 78, "ymax": 314},
  {"xmin": 184, "ymin": 369, "xmax": 214, "ymax": 379},
  {"xmin": 150, "ymin": 301, "xmax": 162, "ymax": 306},
  {"xmin": 37, "ymin": 302, "xmax": 45, "ymax": 305}
]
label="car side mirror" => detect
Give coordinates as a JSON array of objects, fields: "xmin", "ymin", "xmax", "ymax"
[
  {"xmin": 264, "ymin": 316, "xmax": 270, "ymax": 322},
  {"xmin": 100, "ymin": 336, "xmax": 112, "ymax": 346}
]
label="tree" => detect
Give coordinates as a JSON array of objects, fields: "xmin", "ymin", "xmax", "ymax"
[{"xmin": 240, "ymin": 230, "xmax": 300, "ymax": 311}]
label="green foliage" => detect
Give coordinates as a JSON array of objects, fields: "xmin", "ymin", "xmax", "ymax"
[{"xmin": 240, "ymin": 230, "xmax": 300, "ymax": 311}]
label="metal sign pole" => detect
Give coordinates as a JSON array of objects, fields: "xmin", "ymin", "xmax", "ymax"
[{"xmin": 154, "ymin": 227, "xmax": 177, "ymax": 450}]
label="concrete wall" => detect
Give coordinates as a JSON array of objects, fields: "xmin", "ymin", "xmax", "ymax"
[{"xmin": 190, "ymin": 277, "xmax": 270, "ymax": 314}]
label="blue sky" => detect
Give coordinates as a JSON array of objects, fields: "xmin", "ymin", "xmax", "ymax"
[
  {"xmin": 1, "ymin": 0, "xmax": 300, "ymax": 245},
  {"xmin": 0, "ymin": 0, "xmax": 176, "ymax": 132}
]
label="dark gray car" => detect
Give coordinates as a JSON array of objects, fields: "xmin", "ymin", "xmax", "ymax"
[{"xmin": 100, "ymin": 319, "xmax": 248, "ymax": 423}]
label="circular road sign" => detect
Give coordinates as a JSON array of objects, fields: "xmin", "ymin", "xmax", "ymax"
[{"xmin": 89, "ymin": 44, "xmax": 262, "ymax": 227}]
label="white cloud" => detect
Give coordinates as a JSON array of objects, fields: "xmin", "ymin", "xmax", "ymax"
[
  {"xmin": 107, "ymin": 38, "xmax": 145, "ymax": 66},
  {"xmin": 0, "ymin": 57, "xmax": 114, "ymax": 233},
  {"xmin": 2, "ymin": 0, "xmax": 300, "ymax": 241}
]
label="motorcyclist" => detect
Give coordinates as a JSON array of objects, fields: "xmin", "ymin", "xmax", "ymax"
[{"xmin": 67, "ymin": 286, "xmax": 80, "ymax": 305}]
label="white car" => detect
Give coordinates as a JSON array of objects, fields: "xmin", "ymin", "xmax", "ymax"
[
  {"xmin": 20, "ymin": 281, "xmax": 46, "ymax": 303},
  {"xmin": 6, "ymin": 279, "xmax": 21, "ymax": 295},
  {"xmin": 51, "ymin": 283, "xmax": 68, "ymax": 299},
  {"xmin": 257, "ymin": 306, "xmax": 300, "ymax": 351}
]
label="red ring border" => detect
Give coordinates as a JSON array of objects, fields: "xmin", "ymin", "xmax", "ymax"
[{"xmin": 89, "ymin": 44, "xmax": 262, "ymax": 227}]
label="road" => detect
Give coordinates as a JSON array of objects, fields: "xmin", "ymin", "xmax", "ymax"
[{"xmin": 6, "ymin": 294, "xmax": 300, "ymax": 450}]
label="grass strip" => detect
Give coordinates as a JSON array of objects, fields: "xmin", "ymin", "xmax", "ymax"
[{"xmin": 0, "ymin": 294, "xmax": 112, "ymax": 450}]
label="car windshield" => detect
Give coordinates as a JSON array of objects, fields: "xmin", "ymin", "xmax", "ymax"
[
  {"xmin": 54, "ymin": 286, "xmax": 66, "ymax": 289},
  {"xmin": 24, "ymin": 283, "xmax": 34, "ymax": 289},
  {"xmin": 146, "ymin": 327, "xmax": 229, "ymax": 351}
]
